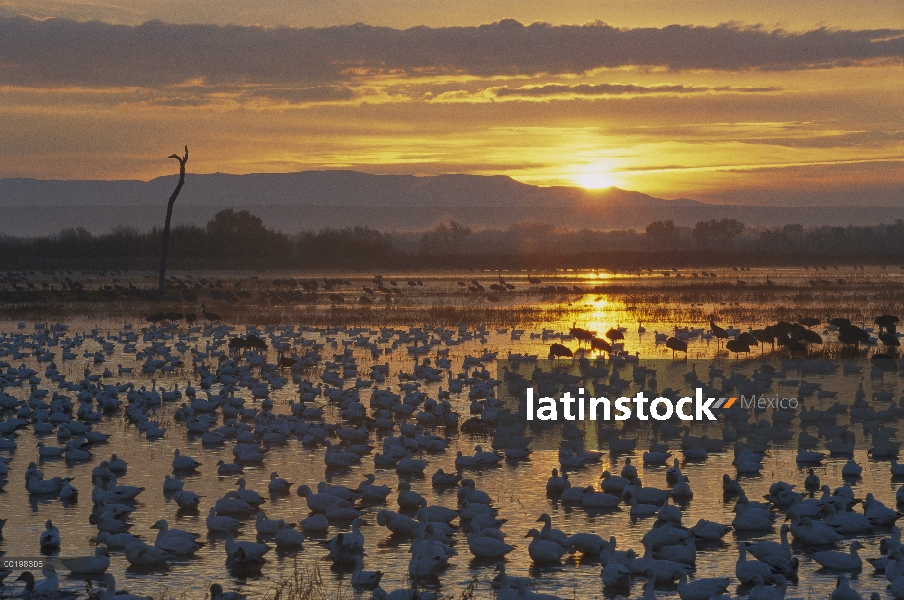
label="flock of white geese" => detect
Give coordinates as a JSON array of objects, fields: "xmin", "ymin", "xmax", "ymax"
[{"xmin": 0, "ymin": 318, "xmax": 903, "ymax": 599}]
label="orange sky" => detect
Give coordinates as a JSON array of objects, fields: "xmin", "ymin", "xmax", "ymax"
[{"xmin": 0, "ymin": 2, "xmax": 902, "ymax": 205}]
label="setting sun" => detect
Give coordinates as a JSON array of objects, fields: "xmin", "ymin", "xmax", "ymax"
[{"xmin": 573, "ymin": 170, "xmax": 619, "ymax": 190}]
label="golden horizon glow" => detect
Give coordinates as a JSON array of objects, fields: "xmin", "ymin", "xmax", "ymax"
[
  {"xmin": 572, "ymin": 169, "xmax": 620, "ymax": 190},
  {"xmin": 0, "ymin": 12, "xmax": 902, "ymax": 206}
]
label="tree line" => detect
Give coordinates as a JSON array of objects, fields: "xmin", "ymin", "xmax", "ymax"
[{"xmin": 2, "ymin": 210, "xmax": 904, "ymax": 270}]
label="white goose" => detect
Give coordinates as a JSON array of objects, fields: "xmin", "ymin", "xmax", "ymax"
[
  {"xmin": 525, "ymin": 528, "xmax": 571, "ymax": 564},
  {"xmin": 101, "ymin": 574, "xmax": 151, "ymax": 600},
  {"xmin": 62, "ymin": 546, "xmax": 110, "ymax": 575},
  {"xmin": 351, "ymin": 555, "xmax": 383, "ymax": 588}
]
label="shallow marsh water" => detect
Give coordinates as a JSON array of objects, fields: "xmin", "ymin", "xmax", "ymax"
[{"xmin": 1, "ymin": 267, "xmax": 904, "ymax": 599}]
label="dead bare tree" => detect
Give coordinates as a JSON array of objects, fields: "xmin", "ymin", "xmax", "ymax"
[{"xmin": 158, "ymin": 146, "xmax": 188, "ymax": 294}]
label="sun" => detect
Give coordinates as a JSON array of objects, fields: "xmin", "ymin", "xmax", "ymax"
[{"xmin": 572, "ymin": 166, "xmax": 620, "ymax": 190}]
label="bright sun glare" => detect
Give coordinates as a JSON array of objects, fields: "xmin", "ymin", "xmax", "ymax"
[{"xmin": 573, "ymin": 171, "xmax": 619, "ymax": 190}]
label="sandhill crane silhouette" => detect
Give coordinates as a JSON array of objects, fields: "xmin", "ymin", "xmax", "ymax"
[
  {"xmin": 709, "ymin": 317, "xmax": 728, "ymax": 349},
  {"xmin": 726, "ymin": 339, "xmax": 750, "ymax": 359},
  {"xmin": 201, "ymin": 304, "xmax": 221, "ymax": 322},
  {"xmin": 838, "ymin": 324, "xmax": 869, "ymax": 346},
  {"xmin": 875, "ymin": 314, "xmax": 899, "ymax": 334},
  {"xmin": 798, "ymin": 316, "xmax": 822, "ymax": 329},
  {"xmin": 569, "ymin": 323, "xmax": 595, "ymax": 348},
  {"xmin": 590, "ymin": 337, "xmax": 612, "ymax": 355},
  {"xmin": 548, "ymin": 343, "xmax": 574, "ymax": 363},
  {"xmin": 605, "ymin": 328, "xmax": 625, "ymax": 343},
  {"xmin": 665, "ymin": 337, "xmax": 687, "ymax": 360},
  {"xmin": 751, "ymin": 327, "xmax": 775, "ymax": 352}
]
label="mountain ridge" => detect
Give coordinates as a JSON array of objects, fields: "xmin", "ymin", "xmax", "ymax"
[{"xmin": 0, "ymin": 170, "xmax": 705, "ymax": 208}]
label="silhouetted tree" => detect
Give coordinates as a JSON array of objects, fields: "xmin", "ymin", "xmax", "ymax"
[
  {"xmin": 645, "ymin": 220, "xmax": 678, "ymax": 247},
  {"xmin": 158, "ymin": 146, "xmax": 188, "ymax": 294},
  {"xmin": 206, "ymin": 209, "xmax": 266, "ymax": 237},
  {"xmin": 419, "ymin": 220, "xmax": 472, "ymax": 255},
  {"xmin": 692, "ymin": 218, "xmax": 744, "ymax": 248}
]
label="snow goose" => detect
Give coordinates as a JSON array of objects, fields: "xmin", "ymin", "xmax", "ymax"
[
  {"xmin": 255, "ymin": 511, "xmax": 282, "ymax": 535},
  {"xmin": 466, "ymin": 532, "xmax": 514, "ymax": 558},
  {"xmin": 376, "ymin": 510, "xmax": 419, "ymax": 536},
  {"xmin": 601, "ymin": 559, "xmax": 630, "ymax": 588},
  {"xmin": 690, "ymin": 519, "xmax": 731, "ymax": 541},
  {"xmin": 62, "ymin": 546, "xmax": 110, "ymax": 575},
  {"xmin": 546, "ymin": 468, "xmax": 566, "ymax": 493},
  {"xmin": 162, "ymin": 475, "xmax": 183, "ymax": 492},
  {"xmin": 225, "ymin": 532, "xmax": 269, "ymax": 563},
  {"xmin": 171, "ymin": 449, "xmax": 200, "ymax": 471},
  {"xmin": 95, "ymin": 532, "xmax": 141, "ymax": 551},
  {"xmin": 208, "ymin": 583, "xmax": 246, "ymax": 600},
  {"xmin": 830, "ymin": 574, "xmax": 863, "ymax": 600},
  {"xmin": 396, "ymin": 481, "xmax": 425, "ymax": 509},
  {"xmin": 40, "ymin": 519, "xmax": 60, "ymax": 551},
  {"xmin": 736, "ymin": 542, "xmax": 775, "ymax": 584},
  {"xmin": 297, "ymin": 484, "xmax": 349, "ymax": 513},
  {"xmin": 536, "ymin": 513, "xmax": 569, "ymax": 545},
  {"xmin": 747, "ymin": 574, "xmax": 788, "ymax": 600},
  {"xmin": 234, "ymin": 478, "xmax": 264, "ymax": 505},
  {"xmin": 811, "ymin": 540, "xmax": 864, "ymax": 571},
  {"xmin": 124, "ymin": 540, "xmax": 171, "ymax": 566},
  {"xmin": 300, "ymin": 513, "xmax": 330, "ymax": 534},
  {"xmin": 274, "ymin": 521, "xmax": 305, "ymax": 548},
  {"xmin": 358, "ymin": 474, "xmax": 392, "ymax": 503},
  {"xmin": 151, "ymin": 519, "xmax": 202, "ymax": 555},
  {"xmin": 207, "ymin": 507, "xmax": 241, "ymax": 533},
  {"xmin": 351, "ymin": 555, "xmax": 383, "ymax": 589},
  {"xmin": 677, "ymin": 573, "xmax": 730, "ymax": 600},
  {"xmin": 268, "ymin": 472, "xmax": 291, "ymax": 494},
  {"xmin": 525, "ymin": 528, "xmax": 572, "ymax": 564},
  {"xmin": 100, "ymin": 574, "xmax": 151, "ymax": 600},
  {"xmin": 565, "ymin": 532, "xmax": 608, "ymax": 555}
]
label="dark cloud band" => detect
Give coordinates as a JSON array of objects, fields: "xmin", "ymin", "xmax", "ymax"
[{"xmin": 1, "ymin": 16, "xmax": 902, "ymax": 88}]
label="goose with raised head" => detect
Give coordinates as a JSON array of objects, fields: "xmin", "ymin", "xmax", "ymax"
[
  {"xmin": 39, "ymin": 519, "xmax": 60, "ymax": 551},
  {"xmin": 234, "ymin": 478, "xmax": 264, "ymax": 505},
  {"xmin": 255, "ymin": 511, "xmax": 282, "ymax": 535},
  {"xmin": 546, "ymin": 468, "xmax": 566, "ymax": 493},
  {"xmin": 297, "ymin": 484, "xmax": 350, "ymax": 513},
  {"xmin": 151, "ymin": 519, "xmax": 202, "ymax": 555},
  {"xmin": 14, "ymin": 568, "xmax": 76, "ymax": 600},
  {"xmin": 274, "ymin": 521, "xmax": 305, "ymax": 548},
  {"xmin": 172, "ymin": 448, "xmax": 200, "ymax": 471},
  {"xmin": 747, "ymin": 523, "xmax": 794, "ymax": 572},
  {"xmin": 207, "ymin": 507, "xmax": 241, "ymax": 533},
  {"xmin": 351, "ymin": 555, "xmax": 383, "ymax": 589},
  {"xmin": 358, "ymin": 474, "xmax": 392, "ymax": 503},
  {"xmin": 536, "ymin": 513, "xmax": 569, "ymax": 545},
  {"xmin": 736, "ymin": 542, "xmax": 775, "ymax": 584},
  {"xmin": 525, "ymin": 528, "xmax": 571, "ymax": 564},
  {"xmin": 830, "ymin": 574, "xmax": 863, "ymax": 600},
  {"xmin": 811, "ymin": 540, "xmax": 864, "ymax": 571},
  {"xmin": 267, "ymin": 472, "xmax": 292, "ymax": 494}
]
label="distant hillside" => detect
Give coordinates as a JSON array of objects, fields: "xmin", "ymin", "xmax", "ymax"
[
  {"xmin": 1, "ymin": 170, "xmax": 902, "ymax": 236},
  {"xmin": 0, "ymin": 170, "xmax": 699, "ymax": 208}
]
